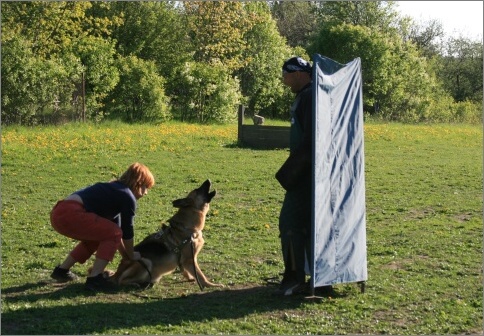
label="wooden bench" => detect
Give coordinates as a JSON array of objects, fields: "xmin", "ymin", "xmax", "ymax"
[{"xmin": 237, "ymin": 105, "xmax": 290, "ymax": 149}]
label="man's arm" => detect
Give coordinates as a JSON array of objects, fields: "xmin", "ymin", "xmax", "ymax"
[{"xmin": 276, "ymin": 89, "xmax": 313, "ymax": 191}]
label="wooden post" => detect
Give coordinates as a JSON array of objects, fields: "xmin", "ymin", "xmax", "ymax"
[
  {"xmin": 82, "ymin": 72, "xmax": 86, "ymax": 122},
  {"xmin": 237, "ymin": 105, "xmax": 244, "ymax": 144}
]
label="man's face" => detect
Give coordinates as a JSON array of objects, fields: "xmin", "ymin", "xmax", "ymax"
[
  {"xmin": 282, "ymin": 70, "xmax": 299, "ymax": 93},
  {"xmin": 283, "ymin": 70, "xmax": 311, "ymax": 93}
]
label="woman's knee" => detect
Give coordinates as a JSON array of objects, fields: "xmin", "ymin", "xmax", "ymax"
[{"xmin": 96, "ymin": 239, "xmax": 121, "ymax": 261}]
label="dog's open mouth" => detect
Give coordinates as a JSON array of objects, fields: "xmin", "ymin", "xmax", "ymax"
[{"xmin": 199, "ymin": 179, "xmax": 216, "ymax": 203}]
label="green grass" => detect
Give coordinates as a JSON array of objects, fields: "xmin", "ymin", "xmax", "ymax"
[{"xmin": 1, "ymin": 121, "xmax": 482, "ymax": 335}]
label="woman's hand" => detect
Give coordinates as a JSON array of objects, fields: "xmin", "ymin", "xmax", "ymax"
[
  {"xmin": 119, "ymin": 239, "xmax": 141, "ymax": 261},
  {"xmin": 120, "ymin": 251, "xmax": 141, "ymax": 263},
  {"xmin": 131, "ymin": 251, "xmax": 141, "ymax": 261}
]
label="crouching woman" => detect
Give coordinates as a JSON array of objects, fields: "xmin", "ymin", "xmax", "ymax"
[{"xmin": 50, "ymin": 162, "xmax": 155, "ymax": 292}]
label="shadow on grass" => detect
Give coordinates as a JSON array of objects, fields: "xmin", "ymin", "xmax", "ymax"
[
  {"xmin": 1, "ymin": 280, "xmax": 53, "ymax": 295},
  {"xmin": 1, "ymin": 280, "xmax": 345, "ymax": 334},
  {"xmin": 224, "ymin": 140, "xmax": 288, "ymax": 151}
]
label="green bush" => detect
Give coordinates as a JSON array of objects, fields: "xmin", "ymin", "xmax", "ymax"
[
  {"xmin": 70, "ymin": 36, "xmax": 119, "ymax": 121},
  {"xmin": 453, "ymin": 100, "xmax": 483, "ymax": 123},
  {"xmin": 105, "ymin": 56, "xmax": 171, "ymax": 123},
  {"xmin": 1, "ymin": 36, "xmax": 81, "ymax": 125},
  {"xmin": 169, "ymin": 61, "xmax": 242, "ymax": 123}
]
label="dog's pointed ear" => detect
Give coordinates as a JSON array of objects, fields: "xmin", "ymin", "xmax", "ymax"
[
  {"xmin": 172, "ymin": 198, "xmax": 193, "ymax": 208},
  {"xmin": 208, "ymin": 190, "xmax": 216, "ymax": 202}
]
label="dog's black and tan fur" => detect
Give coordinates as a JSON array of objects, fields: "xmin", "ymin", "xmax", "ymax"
[{"xmin": 110, "ymin": 180, "xmax": 223, "ymax": 289}]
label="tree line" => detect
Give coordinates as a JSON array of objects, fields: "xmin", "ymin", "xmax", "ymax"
[{"xmin": 1, "ymin": 1, "xmax": 482, "ymax": 125}]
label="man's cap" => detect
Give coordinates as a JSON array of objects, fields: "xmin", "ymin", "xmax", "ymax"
[{"xmin": 282, "ymin": 57, "xmax": 312, "ymax": 74}]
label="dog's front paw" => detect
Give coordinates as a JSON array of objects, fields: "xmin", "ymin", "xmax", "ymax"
[
  {"xmin": 202, "ymin": 281, "xmax": 225, "ymax": 288},
  {"xmin": 182, "ymin": 271, "xmax": 195, "ymax": 282}
]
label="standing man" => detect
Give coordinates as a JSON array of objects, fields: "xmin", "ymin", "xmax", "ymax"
[{"xmin": 275, "ymin": 56, "xmax": 316, "ymax": 295}]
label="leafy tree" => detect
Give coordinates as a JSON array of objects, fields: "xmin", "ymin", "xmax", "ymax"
[
  {"xmin": 308, "ymin": 1, "xmax": 458, "ymax": 121},
  {"xmin": 309, "ymin": 23, "xmax": 440, "ymax": 121},
  {"xmin": 1, "ymin": 1, "xmax": 123, "ymax": 124},
  {"xmin": 69, "ymin": 36, "xmax": 119, "ymax": 120},
  {"xmin": 100, "ymin": 1, "xmax": 189, "ymax": 79},
  {"xmin": 170, "ymin": 62, "xmax": 241, "ymax": 123},
  {"xmin": 404, "ymin": 18, "xmax": 445, "ymax": 58},
  {"xmin": 4, "ymin": 0, "xmax": 478, "ymax": 125},
  {"xmin": 235, "ymin": 2, "xmax": 294, "ymax": 118},
  {"xmin": 1, "ymin": 1, "xmax": 121, "ymax": 58},
  {"xmin": 1, "ymin": 35, "xmax": 82, "ymax": 125},
  {"xmin": 317, "ymin": 0, "xmax": 400, "ymax": 32},
  {"xmin": 437, "ymin": 36, "xmax": 483, "ymax": 103},
  {"xmin": 270, "ymin": 1, "xmax": 320, "ymax": 48},
  {"xmin": 105, "ymin": 56, "xmax": 170, "ymax": 123},
  {"xmin": 183, "ymin": 1, "xmax": 252, "ymax": 72}
]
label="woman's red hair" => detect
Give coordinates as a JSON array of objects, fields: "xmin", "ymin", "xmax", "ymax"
[{"xmin": 118, "ymin": 162, "xmax": 155, "ymax": 191}]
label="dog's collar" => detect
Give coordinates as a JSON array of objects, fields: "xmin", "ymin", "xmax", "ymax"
[
  {"xmin": 154, "ymin": 222, "xmax": 198, "ymax": 254},
  {"xmin": 167, "ymin": 219, "xmax": 201, "ymax": 238}
]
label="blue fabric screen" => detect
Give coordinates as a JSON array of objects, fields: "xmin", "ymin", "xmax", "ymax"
[{"xmin": 311, "ymin": 54, "xmax": 368, "ymax": 289}]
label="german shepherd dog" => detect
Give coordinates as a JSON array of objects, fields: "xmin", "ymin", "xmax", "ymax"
[{"xmin": 110, "ymin": 180, "xmax": 224, "ymax": 289}]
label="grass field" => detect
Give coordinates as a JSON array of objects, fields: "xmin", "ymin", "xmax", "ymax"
[{"xmin": 1, "ymin": 121, "xmax": 483, "ymax": 335}]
